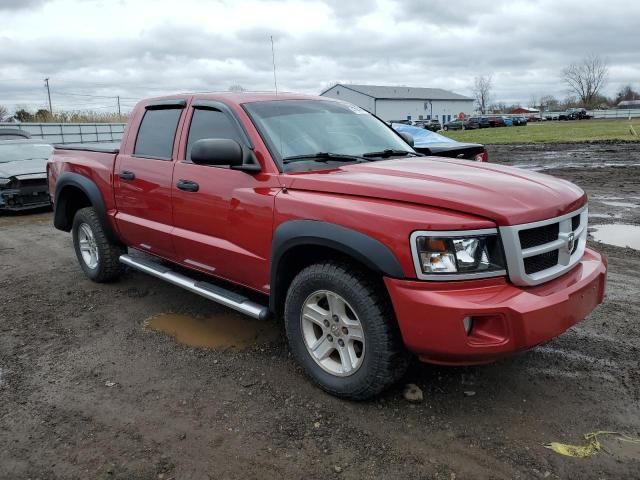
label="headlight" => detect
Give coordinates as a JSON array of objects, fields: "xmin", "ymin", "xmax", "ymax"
[
  {"xmin": 410, "ymin": 229, "xmax": 506, "ymax": 280},
  {"xmin": 0, "ymin": 178, "xmax": 12, "ymax": 187}
]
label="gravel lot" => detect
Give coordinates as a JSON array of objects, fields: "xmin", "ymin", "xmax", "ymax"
[{"xmin": 1, "ymin": 142, "xmax": 639, "ymax": 479}]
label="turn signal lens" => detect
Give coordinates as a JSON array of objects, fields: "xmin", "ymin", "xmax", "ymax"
[{"xmin": 474, "ymin": 149, "xmax": 489, "ymax": 162}]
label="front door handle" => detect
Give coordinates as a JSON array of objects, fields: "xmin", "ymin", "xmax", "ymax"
[
  {"xmin": 119, "ymin": 170, "xmax": 135, "ymax": 181},
  {"xmin": 176, "ymin": 179, "xmax": 199, "ymax": 192}
]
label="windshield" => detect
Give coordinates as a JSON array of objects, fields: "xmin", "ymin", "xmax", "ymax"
[
  {"xmin": 0, "ymin": 142, "xmax": 53, "ymax": 163},
  {"xmin": 244, "ymin": 99, "xmax": 414, "ymax": 171}
]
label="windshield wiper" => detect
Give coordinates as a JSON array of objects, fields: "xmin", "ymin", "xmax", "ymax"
[
  {"xmin": 282, "ymin": 152, "xmax": 370, "ymax": 164},
  {"xmin": 362, "ymin": 149, "xmax": 421, "ymax": 158}
]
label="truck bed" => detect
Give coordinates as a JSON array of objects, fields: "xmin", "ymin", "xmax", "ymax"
[{"xmin": 54, "ymin": 142, "xmax": 120, "ymax": 154}]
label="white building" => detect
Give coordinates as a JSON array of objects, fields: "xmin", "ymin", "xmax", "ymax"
[{"xmin": 320, "ymin": 83, "xmax": 475, "ymax": 124}]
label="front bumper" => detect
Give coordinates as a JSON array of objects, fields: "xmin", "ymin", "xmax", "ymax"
[
  {"xmin": 385, "ymin": 247, "xmax": 607, "ymax": 365},
  {"xmin": 0, "ymin": 185, "xmax": 50, "ymax": 211}
]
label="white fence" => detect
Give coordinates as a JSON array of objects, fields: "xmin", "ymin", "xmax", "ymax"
[
  {"xmin": 0, "ymin": 122, "xmax": 126, "ymax": 144},
  {"xmin": 535, "ymin": 109, "xmax": 640, "ymax": 120},
  {"xmin": 590, "ymin": 109, "xmax": 640, "ymax": 119}
]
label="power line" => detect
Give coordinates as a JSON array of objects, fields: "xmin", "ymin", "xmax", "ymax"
[
  {"xmin": 271, "ymin": 35, "xmax": 278, "ymax": 95},
  {"xmin": 53, "ymin": 90, "xmax": 139, "ymax": 100}
]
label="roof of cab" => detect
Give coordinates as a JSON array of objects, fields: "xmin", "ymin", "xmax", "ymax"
[{"xmin": 139, "ymin": 92, "xmax": 327, "ymax": 107}]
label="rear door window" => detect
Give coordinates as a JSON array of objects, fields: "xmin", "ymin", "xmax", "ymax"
[{"xmin": 134, "ymin": 108, "xmax": 182, "ymax": 159}]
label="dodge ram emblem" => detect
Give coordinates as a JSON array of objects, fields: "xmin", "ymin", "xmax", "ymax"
[{"xmin": 566, "ymin": 232, "xmax": 576, "ymax": 253}]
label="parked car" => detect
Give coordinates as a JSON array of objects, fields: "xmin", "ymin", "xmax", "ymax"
[
  {"xmin": 527, "ymin": 116, "xmax": 542, "ymax": 122},
  {"xmin": 512, "ymin": 116, "xmax": 528, "ymax": 126},
  {"xmin": 502, "ymin": 116, "xmax": 514, "ymax": 126},
  {"xmin": 413, "ymin": 119, "xmax": 441, "ymax": 132},
  {"xmin": 0, "ymin": 128, "xmax": 31, "ymax": 140},
  {"xmin": 469, "ymin": 117, "xmax": 491, "ymax": 128},
  {"xmin": 49, "ymin": 93, "xmax": 607, "ymax": 399},
  {"xmin": 392, "ymin": 123, "xmax": 488, "ymax": 161},
  {"xmin": 488, "ymin": 116, "xmax": 506, "ymax": 127},
  {"xmin": 443, "ymin": 118, "xmax": 479, "ymax": 130},
  {"xmin": 0, "ymin": 138, "xmax": 53, "ymax": 211},
  {"xmin": 563, "ymin": 108, "xmax": 591, "ymax": 120}
]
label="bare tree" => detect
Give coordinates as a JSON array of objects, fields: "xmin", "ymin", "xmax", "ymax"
[
  {"xmin": 562, "ymin": 54, "xmax": 608, "ymax": 108},
  {"xmin": 488, "ymin": 102, "xmax": 507, "ymax": 114},
  {"xmin": 473, "ymin": 75, "xmax": 492, "ymax": 114},
  {"xmin": 0, "ymin": 105, "xmax": 8, "ymax": 122},
  {"xmin": 615, "ymin": 85, "xmax": 640, "ymax": 104},
  {"xmin": 228, "ymin": 84, "xmax": 246, "ymax": 92},
  {"xmin": 540, "ymin": 95, "xmax": 559, "ymax": 112}
]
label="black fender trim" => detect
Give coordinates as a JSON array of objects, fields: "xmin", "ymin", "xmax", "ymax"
[
  {"xmin": 269, "ymin": 220, "xmax": 404, "ymax": 311},
  {"xmin": 53, "ymin": 172, "xmax": 121, "ymax": 244}
]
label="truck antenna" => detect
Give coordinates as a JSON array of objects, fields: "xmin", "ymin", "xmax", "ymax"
[{"xmin": 270, "ymin": 35, "xmax": 278, "ymax": 95}]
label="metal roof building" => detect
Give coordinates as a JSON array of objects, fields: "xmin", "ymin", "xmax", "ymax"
[
  {"xmin": 320, "ymin": 83, "xmax": 475, "ymax": 124},
  {"xmin": 617, "ymin": 100, "xmax": 640, "ymax": 109}
]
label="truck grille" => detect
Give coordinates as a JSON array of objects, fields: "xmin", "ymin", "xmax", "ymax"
[
  {"xmin": 518, "ymin": 223, "xmax": 559, "ymax": 249},
  {"xmin": 524, "ymin": 250, "xmax": 559, "ymax": 274},
  {"xmin": 499, "ymin": 205, "xmax": 588, "ymax": 286}
]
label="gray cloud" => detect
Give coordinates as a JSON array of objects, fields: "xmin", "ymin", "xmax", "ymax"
[
  {"xmin": 1, "ymin": 0, "xmax": 639, "ymax": 113},
  {"xmin": 0, "ymin": 0, "xmax": 51, "ymax": 11}
]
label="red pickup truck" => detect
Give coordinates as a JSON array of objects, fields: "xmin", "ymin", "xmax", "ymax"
[{"xmin": 48, "ymin": 93, "xmax": 607, "ymax": 399}]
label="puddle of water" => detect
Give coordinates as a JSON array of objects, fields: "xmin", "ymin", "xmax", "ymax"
[
  {"xmin": 590, "ymin": 224, "xmax": 640, "ymax": 250},
  {"xmin": 600, "ymin": 201, "xmax": 639, "ymax": 209},
  {"xmin": 144, "ymin": 312, "xmax": 279, "ymax": 350},
  {"xmin": 589, "ymin": 213, "xmax": 622, "ymax": 219},
  {"xmin": 513, "ymin": 162, "xmax": 640, "ymax": 171}
]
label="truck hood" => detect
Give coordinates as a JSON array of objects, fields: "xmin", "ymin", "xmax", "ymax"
[
  {"xmin": 0, "ymin": 159, "xmax": 47, "ymax": 179},
  {"xmin": 281, "ymin": 157, "xmax": 586, "ymax": 226}
]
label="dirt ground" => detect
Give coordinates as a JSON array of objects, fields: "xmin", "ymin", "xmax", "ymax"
[{"xmin": 1, "ymin": 142, "xmax": 639, "ymax": 480}]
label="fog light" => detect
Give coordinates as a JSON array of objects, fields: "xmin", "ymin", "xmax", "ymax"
[{"xmin": 463, "ymin": 316, "xmax": 473, "ymax": 335}]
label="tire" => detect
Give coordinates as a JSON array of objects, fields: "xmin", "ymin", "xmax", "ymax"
[
  {"xmin": 284, "ymin": 262, "xmax": 409, "ymax": 400},
  {"xmin": 443, "ymin": 126, "xmax": 448, "ymax": 131},
  {"xmin": 72, "ymin": 207, "xmax": 125, "ymax": 282}
]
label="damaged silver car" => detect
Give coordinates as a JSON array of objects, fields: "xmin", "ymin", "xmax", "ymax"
[{"xmin": 0, "ymin": 139, "xmax": 53, "ymax": 211}]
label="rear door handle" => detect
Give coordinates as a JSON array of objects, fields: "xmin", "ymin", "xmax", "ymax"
[
  {"xmin": 176, "ymin": 179, "xmax": 199, "ymax": 192},
  {"xmin": 119, "ymin": 170, "xmax": 135, "ymax": 181}
]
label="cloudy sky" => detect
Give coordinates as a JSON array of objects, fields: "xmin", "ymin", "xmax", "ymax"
[{"xmin": 1, "ymin": 0, "xmax": 638, "ymax": 114}]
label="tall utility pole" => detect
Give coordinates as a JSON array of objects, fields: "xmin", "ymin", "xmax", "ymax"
[
  {"xmin": 117, "ymin": 96, "xmax": 121, "ymax": 118},
  {"xmin": 270, "ymin": 35, "xmax": 278, "ymax": 95},
  {"xmin": 44, "ymin": 78, "xmax": 53, "ymax": 115}
]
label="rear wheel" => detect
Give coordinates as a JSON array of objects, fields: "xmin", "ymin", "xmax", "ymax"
[
  {"xmin": 72, "ymin": 207, "xmax": 125, "ymax": 282},
  {"xmin": 284, "ymin": 262, "xmax": 409, "ymax": 400},
  {"xmin": 443, "ymin": 125, "xmax": 449, "ymax": 131}
]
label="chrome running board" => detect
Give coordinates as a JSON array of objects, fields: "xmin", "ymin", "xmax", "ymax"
[{"xmin": 119, "ymin": 254, "xmax": 269, "ymax": 320}]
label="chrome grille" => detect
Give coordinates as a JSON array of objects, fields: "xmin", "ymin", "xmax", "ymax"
[{"xmin": 499, "ymin": 205, "xmax": 588, "ymax": 286}]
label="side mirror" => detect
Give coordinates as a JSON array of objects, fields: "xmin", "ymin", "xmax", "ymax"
[
  {"xmin": 399, "ymin": 132, "xmax": 414, "ymax": 147},
  {"xmin": 190, "ymin": 138, "xmax": 243, "ymax": 167}
]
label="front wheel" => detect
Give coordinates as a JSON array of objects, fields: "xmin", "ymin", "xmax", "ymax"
[
  {"xmin": 284, "ymin": 262, "xmax": 409, "ymax": 400},
  {"xmin": 443, "ymin": 126, "xmax": 449, "ymax": 131},
  {"xmin": 72, "ymin": 207, "xmax": 126, "ymax": 282}
]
